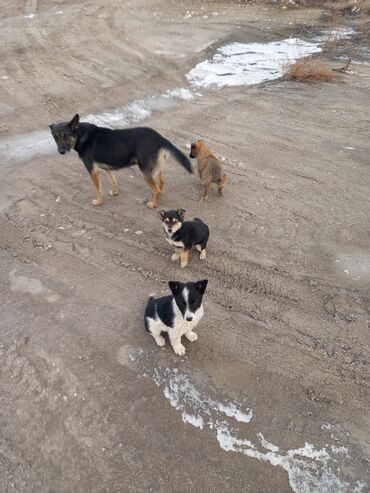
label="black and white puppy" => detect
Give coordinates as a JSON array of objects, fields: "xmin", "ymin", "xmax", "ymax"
[
  {"xmin": 144, "ymin": 280, "xmax": 208, "ymax": 355},
  {"xmin": 159, "ymin": 209, "xmax": 210, "ymax": 268}
]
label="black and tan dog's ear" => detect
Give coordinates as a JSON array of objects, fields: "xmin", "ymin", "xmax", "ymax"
[
  {"xmin": 158, "ymin": 210, "xmax": 166, "ymax": 221},
  {"xmin": 69, "ymin": 114, "xmax": 80, "ymax": 130},
  {"xmin": 177, "ymin": 209, "xmax": 186, "ymax": 220},
  {"xmin": 168, "ymin": 281, "xmax": 180, "ymax": 295},
  {"xmin": 196, "ymin": 279, "xmax": 208, "ymax": 294}
]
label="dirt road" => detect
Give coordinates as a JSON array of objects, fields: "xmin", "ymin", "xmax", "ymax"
[{"xmin": 0, "ymin": 1, "xmax": 369, "ymax": 492}]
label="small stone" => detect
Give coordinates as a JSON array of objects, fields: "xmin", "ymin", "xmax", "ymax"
[{"xmin": 326, "ymin": 344, "xmax": 336, "ymax": 356}]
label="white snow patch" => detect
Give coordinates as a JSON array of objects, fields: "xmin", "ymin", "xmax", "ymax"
[
  {"xmin": 24, "ymin": 14, "xmax": 35, "ymax": 19},
  {"xmin": 0, "ymin": 130, "xmax": 56, "ymax": 164},
  {"xmin": 258, "ymin": 433, "xmax": 279, "ymax": 452},
  {"xmin": 154, "ymin": 367, "xmax": 253, "ymax": 425},
  {"xmin": 0, "ymin": 88, "xmax": 193, "ymax": 163},
  {"xmin": 217, "ymin": 427, "xmax": 351, "ymax": 493},
  {"xmin": 216, "ymin": 402, "xmax": 252, "ymax": 423},
  {"xmin": 331, "ymin": 445, "xmax": 350, "ymax": 457},
  {"xmin": 85, "ymin": 100, "xmax": 151, "ymax": 128},
  {"xmin": 186, "ymin": 38, "xmax": 321, "ymax": 88},
  {"xmin": 71, "ymin": 88, "xmax": 194, "ymax": 128},
  {"xmin": 182, "ymin": 413, "xmax": 204, "ymax": 429},
  {"xmin": 329, "ymin": 28, "xmax": 355, "ymax": 40},
  {"xmin": 154, "ymin": 367, "xmax": 367, "ymax": 493}
]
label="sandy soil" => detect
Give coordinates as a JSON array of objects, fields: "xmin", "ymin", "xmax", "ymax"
[{"xmin": 0, "ymin": 1, "xmax": 369, "ymax": 492}]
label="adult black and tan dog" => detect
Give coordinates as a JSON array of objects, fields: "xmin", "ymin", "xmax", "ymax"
[{"xmin": 49, "ymin": 114, "xmax": 192, "ymax": 208}]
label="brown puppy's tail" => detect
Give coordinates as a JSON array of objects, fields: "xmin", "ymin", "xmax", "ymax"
[{"xmin": 160, "ymin": 138, "xmax": 193, "ymax": 174}]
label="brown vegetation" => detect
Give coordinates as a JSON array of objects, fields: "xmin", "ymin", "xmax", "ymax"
[{"xmin": 283, "ymin": 57, "xmax": 336, "ymax": 82}]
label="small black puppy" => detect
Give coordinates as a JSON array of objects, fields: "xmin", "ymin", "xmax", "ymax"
[
  {"xmin": 159, "ymin": 209, "xmax": 209, "ymax": 268},
  {"xmin": 145, "ymin": 280, "xmax": 208, "ymax": 355},
  {"xmin": 49, "ymin": 114, "xmax": 192, "ymax": 208}
]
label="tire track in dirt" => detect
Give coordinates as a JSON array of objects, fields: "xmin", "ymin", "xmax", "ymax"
[{"xmin": 3, "ymin": 180, "xmax": 369, "ymax": 395}]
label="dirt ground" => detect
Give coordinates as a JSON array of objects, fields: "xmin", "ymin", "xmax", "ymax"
[{"xmin": 0, "ymin": 1, "xmax": 370, "ymax": 492}]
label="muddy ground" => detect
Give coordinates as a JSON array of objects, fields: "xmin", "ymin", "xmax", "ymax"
[{"xmin": 0, "ymin": 1, "xmax": 369, "ymax": 492}]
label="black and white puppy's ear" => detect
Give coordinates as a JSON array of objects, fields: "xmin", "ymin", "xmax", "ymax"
[
  {"xmin": 177, "ymin": 209, "xmax": 186, "ymax": 220},
  {"xmin": 196, "ymin": 279, "xmax": 208, "ymax": 294},
  {"xmin": 158, "ymin": 210, "xmax": 166, "ymax": 221},
  {"xmin": 168, "ymin": 281, "xmax": 180, "ymax": 295},
  {"xmin": 69, "ymin": 113, "xmax": 80, "ymax": 130}
]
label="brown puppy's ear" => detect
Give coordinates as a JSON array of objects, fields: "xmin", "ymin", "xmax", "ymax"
[
  {"xmin": 168, "ymin": 281, "xmax": 180, "ymax": 295},
  {"xmin": 69, "ymin": 114, "xmax": 80, "ymax": 130},
  {"xmin": 196, "ymin": 279, "xmax": 208, "ymax": 294},
  {"xmin": 177, "ymin": 209, "xmax": 186, "ymax": 220},
  {"xmin": 158, "ymin": 210, "xmax": 166, "ymax": 221}
]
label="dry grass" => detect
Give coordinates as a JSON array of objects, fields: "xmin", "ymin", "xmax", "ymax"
[
  {"xmin": 283, "ymin": 57, "xmax": 336, "ymax": 82},
  {"xmin": 324, "ymin": 0, "xmax": 370, "ymax": 14},
  {"xmin": 259, "ymin": 0, "xmax": 370, "ymax": 12}
]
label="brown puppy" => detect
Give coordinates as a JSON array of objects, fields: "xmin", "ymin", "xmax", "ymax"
[{"xmin": 189, "ymin": 140, "xmax": 227, "ymax": 200}]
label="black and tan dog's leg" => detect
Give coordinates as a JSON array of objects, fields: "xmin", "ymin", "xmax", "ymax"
[
  {"xmin": 90, "ymin": 167, "xmax": 104, "ymax": 206},
  {"xmin": 107, "ymin": 170, "xmax": 119, "ymax": 197},
  {"xmin": 180, "ymin": 250, "xmax": 189, "ymax": 268},
  {"xmin": 159, "ymin": 171, "xmax": 164, "ymax": 192},
  {"xmin": 171, "ymin": 247, "xmax": 182, "ymax": 262},
  {"xmin": 144, "ymin": 175, "xmax": 161, "ymax": 208}
]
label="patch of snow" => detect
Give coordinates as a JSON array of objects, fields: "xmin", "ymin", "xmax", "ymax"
[
  {"xmin": 329, "ymin": 28, "xmax": 355, "ymax": 40},
  {"xmin": 187, "ymin": 38, "xmax": 321, "ymax": 88},
  {"xmin": 258, "ymin": 433, "xmax": 279, "ymax": 452},
  {"xmin": 154, "ymin": 367, "xmax": 253, "ymax": 425},
  {"xmin": 182, "ymin": 413, "xmax": 204, "ymax": 429},
  {"xmin": 154, "ymin": 367, "xmax": 367, "ymax": 493},
  {"xmin": 0, "ymin": 88, "xmax": 193, "ymax": 163},
  {"xmin": 331, "ymin": 445, "xmax": 349, "ymax": 457}
]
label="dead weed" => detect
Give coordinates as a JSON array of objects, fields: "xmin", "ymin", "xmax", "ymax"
[{"xmin": 283, "ymin": 57, "xmax": 336, "ymax": 82}]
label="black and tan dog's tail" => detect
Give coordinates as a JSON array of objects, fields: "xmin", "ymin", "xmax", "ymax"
[{"xmin": 160, "ymin": 138, "xmax": 193, "ymax": 173}]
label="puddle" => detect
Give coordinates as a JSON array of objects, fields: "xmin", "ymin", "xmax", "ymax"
[
  {"xmin": 9, "ymin": 269, "xmax": 60, "ymax": 303},
  {"xmin": 186, "ymin": 38, "xmax": 321, "ymax": 88},
  {"xmin": 0, "ymin": 88, "xmax": 193, "ymax": 165},
  {"xmin": 153, "ymin": 367, "xmax": 367, "ymax": 493},
  {"xmin": 335, "ymin": 253, "xmax": 370, "ymax": 281}
]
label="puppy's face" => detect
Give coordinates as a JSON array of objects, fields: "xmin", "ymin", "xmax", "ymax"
[
  {"xmin": 169, "ymin": 280, "xmax": 208, "ymax": 321},
  {"xmin": 189, "ymin": 140, "xmax": 205, "ymax": 158},
  {"xmin": 159, "ymin": 209, "xmax": 185, "ymax": 235},
  {"xmin": 49, "ymin": 114, "xmax": 79, "ymax": 155}
]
